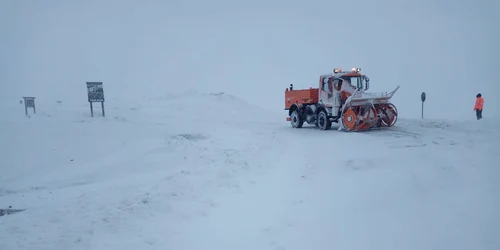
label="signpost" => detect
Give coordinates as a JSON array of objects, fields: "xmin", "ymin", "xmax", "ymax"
[
  {"xmin": 86, "ymin": 82, "xmax": 105, "ymax": 117},
  {"xmin": 23, "ymin": 97, "xmax": 36, "ymax": 116},
  {"xmin": 421, "ymin": 92, "xmax": 426, "ymax": 119}
]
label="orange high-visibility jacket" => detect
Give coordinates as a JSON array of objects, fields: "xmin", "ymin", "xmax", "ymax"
[{"xmin": 474, "ymin": 97, "xmax": 484, "ymax": 110}]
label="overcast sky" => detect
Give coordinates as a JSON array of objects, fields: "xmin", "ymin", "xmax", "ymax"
[{"xmin": 1, "ymin": 0, "xmax": 498, "ymax": 120}]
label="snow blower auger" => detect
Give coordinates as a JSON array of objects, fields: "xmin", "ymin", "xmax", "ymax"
[{"xmin": 284, "ymin": 67, "xmax": 399, "ymax": 132}]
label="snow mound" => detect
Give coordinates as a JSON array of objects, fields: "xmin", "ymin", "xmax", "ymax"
[{"xmin": 0, "ymin": 89, "xmax": 279, "ymax": 125}]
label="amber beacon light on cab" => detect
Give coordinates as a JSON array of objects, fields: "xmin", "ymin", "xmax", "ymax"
[{"xmin": 284, "ymin": 67, "xmax": 400, "ymax": 132}]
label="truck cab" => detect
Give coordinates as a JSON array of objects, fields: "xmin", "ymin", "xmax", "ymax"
[{"xmin": 318, "ymin": 68, "xmax": 370, "ymax": 118}]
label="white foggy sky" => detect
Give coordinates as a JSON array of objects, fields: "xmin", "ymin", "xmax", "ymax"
[{"xmin": 1, "ymin": 0, "xmax": 498, "ymax": 120}]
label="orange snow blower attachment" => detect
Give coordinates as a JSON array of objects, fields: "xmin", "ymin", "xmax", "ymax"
[
  {"xmin": 284, "ymin": 68, "xmax": 400, "ymax": 132},
  {"xmin": 339, "ymin": 88, "xmax": 399, "ymax": 131}
]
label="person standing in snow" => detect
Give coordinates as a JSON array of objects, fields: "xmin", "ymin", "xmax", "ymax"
[{"xmin": 474, "ymin": 93, "xmax": 484, "ymax": 120}]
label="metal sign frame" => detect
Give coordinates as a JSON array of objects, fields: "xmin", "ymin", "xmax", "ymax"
[
  {"xmin": 22, "ymin": 97, "xmax": 36, "ymax": 116},
  {"xmin": 86, "ymin": 82, "xmax": 105, "ymax": 117}
]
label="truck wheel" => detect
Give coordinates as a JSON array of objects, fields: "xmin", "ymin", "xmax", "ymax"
[
  {"xmin": 290, "ymin": 109, "xmax": 303, "ymax": 128},
  {"xmin": 317, "ymin": 110, "xmax": 331, "ymax": 130}
]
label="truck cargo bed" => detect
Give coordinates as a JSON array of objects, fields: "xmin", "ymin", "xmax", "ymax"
[{"xmin": 285, "ymin": 88, "xmax": 319, "ymax": 109}]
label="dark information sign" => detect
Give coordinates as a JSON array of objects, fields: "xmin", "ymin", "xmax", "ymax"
[
  {"xmin": 86, "ymin": 82, "xmax": 105, "ymax": 102},
  {"xmin": 22, "ymin": 97, "xmax": 36, "ymax": 116},
  {"xmin": 86, "ymin": 82, "xmax": 105, "ymax": 117}
]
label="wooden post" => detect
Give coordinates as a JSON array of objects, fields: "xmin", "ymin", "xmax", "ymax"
[
  {"xmin": 90, "ymin": 102, "xmax": 94, "ymax": 117},
  {"xmin": 101, "ymin": 102, "xmax": 105, "ymax": 117}
]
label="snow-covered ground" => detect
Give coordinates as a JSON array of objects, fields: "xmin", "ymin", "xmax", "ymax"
[{"xmin": 1, "ymin": 91, "xmax": 499, "ymax": 250}]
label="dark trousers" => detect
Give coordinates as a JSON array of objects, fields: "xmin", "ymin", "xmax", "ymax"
[{"xmin": 476, "ymin": 109, "xmax": 483, "ymax": 120}]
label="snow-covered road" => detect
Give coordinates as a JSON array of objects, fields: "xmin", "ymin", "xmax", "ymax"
[{"xmin": 1, "ymin": 92, "xmax": 499, "ymax": 250}]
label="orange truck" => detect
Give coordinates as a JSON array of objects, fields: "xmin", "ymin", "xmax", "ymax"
[{"xmin": 285, "ymin": 68, "xmax": 400, "ymax": 131}]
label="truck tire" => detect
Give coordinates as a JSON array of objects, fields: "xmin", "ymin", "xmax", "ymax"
[
  {"xmin": 317, "ymin": 110, "xmax": 331, "ymax": 130},
  {"xmin": 290, "ymin": 109, "xmax": 303, "ymax": 128}
]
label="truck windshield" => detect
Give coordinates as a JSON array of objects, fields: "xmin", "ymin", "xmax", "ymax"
[{"xmin": 341, "ymin": 76, "xmax": 366, "ymax": 90}]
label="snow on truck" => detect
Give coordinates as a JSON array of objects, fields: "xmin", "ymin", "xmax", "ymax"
[{"xmin": 284, "ymin": 67, "xmax": 400, "ymax": 131}]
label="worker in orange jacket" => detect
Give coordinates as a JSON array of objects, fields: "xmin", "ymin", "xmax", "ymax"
[{"xmin": 474, "ymin": 93, "xmax": 484, "ymax": 120}]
